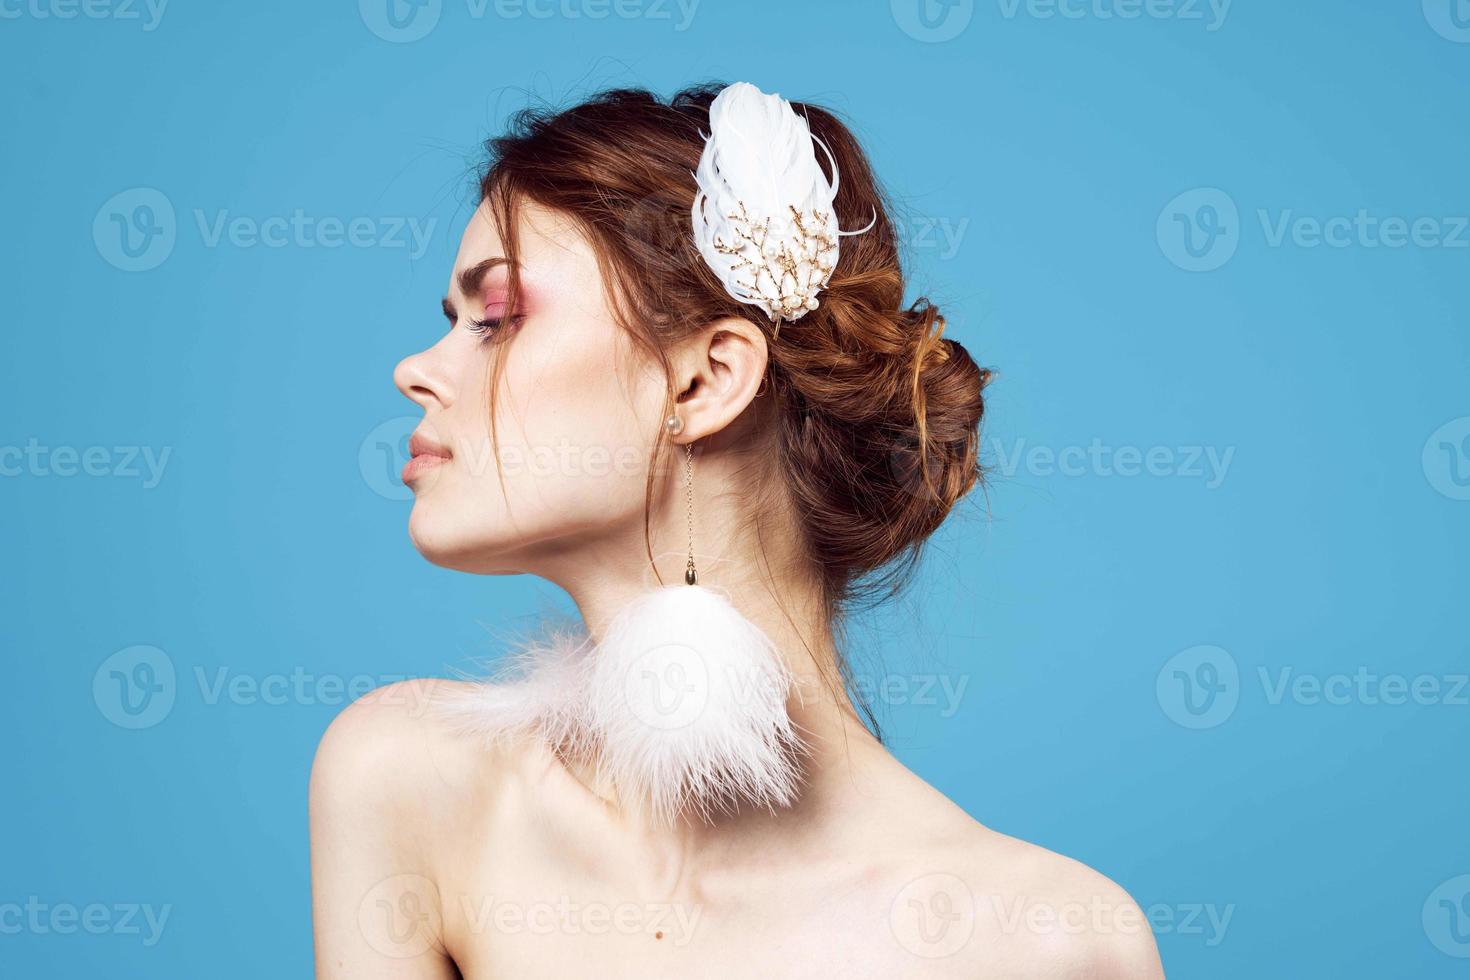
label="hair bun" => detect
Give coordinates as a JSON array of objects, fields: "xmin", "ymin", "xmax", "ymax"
[{"xmin": 771, "ymin": 286, "xmax": 990, "ymax": 605}]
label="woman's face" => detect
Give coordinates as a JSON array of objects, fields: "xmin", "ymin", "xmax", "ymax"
[{"xmin": 394, "ymin": 198, "xmax": 668, "ymax": 577}]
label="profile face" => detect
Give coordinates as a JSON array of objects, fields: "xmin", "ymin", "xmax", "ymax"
[{"xmin": 393, "ymin": 198, "xmax": 669, "ymax": 576}]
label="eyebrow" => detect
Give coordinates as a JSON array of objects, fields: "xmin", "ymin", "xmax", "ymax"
[{"xmin": 442, "ymin": 257, "xmax": 514, "ymax": 323}]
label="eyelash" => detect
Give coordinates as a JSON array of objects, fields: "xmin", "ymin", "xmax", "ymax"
[{"xmin": 465, "ymin": 313, "xmax": 524, "ymax": 338}]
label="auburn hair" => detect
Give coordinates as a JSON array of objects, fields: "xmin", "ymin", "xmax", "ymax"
[{"xmin": 475, "ymin": 83, "xmax": 990, "ymax": 697}]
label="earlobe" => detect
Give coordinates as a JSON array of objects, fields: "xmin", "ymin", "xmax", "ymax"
[{"xmin": 671, "ymin": 317, "xmax": 769, "ymax": 441}]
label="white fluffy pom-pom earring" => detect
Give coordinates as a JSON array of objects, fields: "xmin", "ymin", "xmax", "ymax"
[
  {"xmin": 436, "ymin": 413, "xmax": 806, "ymax": 827},
  {"xmin": 584, "ymin": 419, "xmax": 805, "ymax": 824}
]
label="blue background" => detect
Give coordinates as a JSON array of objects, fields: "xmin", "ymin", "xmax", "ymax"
[{"xmin": 2, "ymin": 0, "xmax": 1467, "ymax": 975}]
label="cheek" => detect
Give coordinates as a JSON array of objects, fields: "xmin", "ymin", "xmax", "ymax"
[{"xmin": 495, "ymin": 326, "xmax": 660, "ymax": 506}]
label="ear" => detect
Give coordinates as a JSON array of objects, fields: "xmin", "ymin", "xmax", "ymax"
[{"xmin": 669, "ymin": 316, "xmax": 769, "ymax": 443}]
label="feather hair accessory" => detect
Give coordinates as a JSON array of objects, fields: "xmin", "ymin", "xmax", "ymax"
[
  {"xmin": 690, "ymin": 81, "xmax": 875, "ymax": 330},
  {"xmin": 434, "ymin": 583, "xmax": 806, "ymax": 826}
]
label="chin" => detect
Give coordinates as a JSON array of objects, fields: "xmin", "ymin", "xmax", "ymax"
[{"xmin": 406, "ymin": 503, "xmax": 517, "ymax": 575}]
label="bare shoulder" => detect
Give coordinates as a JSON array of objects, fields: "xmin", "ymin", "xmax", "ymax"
[
  {"xmin": 956, "ymin": 823, "xmax": 1163, "ymax": 978},
  {"xmin": 857, "ymin": 763, "xmax": 1164, "ymax": 978},
  {"xmin": 309, "ymin": 678, "xmax": 540, "ymax": 825},
  {"xmin": 312, "ymin": 679, "xmax": 469, "ymax": 807}
]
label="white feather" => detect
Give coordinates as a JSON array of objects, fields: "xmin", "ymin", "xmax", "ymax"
[
  {"xmin": 434, "ymin": 584, "xmax": 805, "ymax": 826},
  {"xmin": 690, "ymin": 82, "xmax": 845, "ymax": 323}
]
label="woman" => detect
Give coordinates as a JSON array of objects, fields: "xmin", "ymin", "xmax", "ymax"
[{"xmin": 310, "ymin": 81, "xmax": 1163, "ymax": 978}]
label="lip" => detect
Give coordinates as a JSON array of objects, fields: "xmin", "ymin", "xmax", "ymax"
[{"xmin": 402, "ymin": 430, "xmax": 453, "ymax": 486}]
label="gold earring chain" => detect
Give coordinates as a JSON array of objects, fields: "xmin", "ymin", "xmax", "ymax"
[{"xmin": 683, "ymin": 441, "xmax": 697, "ymax": 586}]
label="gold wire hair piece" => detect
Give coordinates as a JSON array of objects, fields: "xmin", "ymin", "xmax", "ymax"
[
  {"xmin": 691, "ymin": 82, "xmax": 874, "ymax": 335},
  {"xmin": 710, "ymin": 202, "xmax": 839, "ymax": 333}
]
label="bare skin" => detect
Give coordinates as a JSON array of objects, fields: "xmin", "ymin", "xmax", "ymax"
[{"xmin": 310, "ymin": 199, "xmax": 1165, "ymax": 979}]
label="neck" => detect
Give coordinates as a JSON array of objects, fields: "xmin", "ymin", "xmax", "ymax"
[{"xmin": 521, "ymin": 430, "xmax": 884, "ymax": 858}]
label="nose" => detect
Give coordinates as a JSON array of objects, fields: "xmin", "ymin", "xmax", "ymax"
[{"xmin": 394, "ymin": 346, "xmax": 448, "ymax": 411}]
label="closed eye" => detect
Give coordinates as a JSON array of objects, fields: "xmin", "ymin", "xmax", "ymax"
[{"xmin": 466, "ymin": 312, "xmax": 526, "ymax": 338}]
